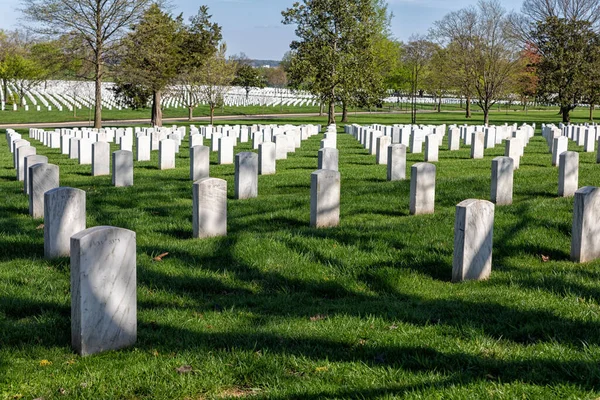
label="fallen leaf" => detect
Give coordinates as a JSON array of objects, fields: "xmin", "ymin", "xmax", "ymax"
[
  {"xmin": 176, "ymin": 365, "xmax": 193, "ymax": 374},
  {"xmin": 80, "ymin": 382, "xmax": 88, "ymax": 388},
  {"xmin": 152, "ymin": 349, "xmax": 159, "ymax": 357},
  {"xmin": 541, "ymin": 255, "xmax": 550, "ymax": 262},
  {"xmin": 58, "ymin": 388, "xmax": 66, "ymax": 395},
  {"xmin": 389, "ymin": 324, "xmax": 398, "ymax": 330},
  {"xmin": 12, "ymin": 395, "xmax": 23, "ymax": 399},
  {"xmin": 153, "ymin": 252, "xmax": 169, "ymax": 261},
  {"xmin": 36, "ymin": 224, "xmax": 44, "ymax": 230},
  {"xmin": 66, "ymin": 359, "xmax": 76, "ymax": 365},
  {"xmin": 310, "ymin": 314, "xmax": 327, "ymax": 322},
  {"xmin": 315, "ymin": 366, "xmax": 328, "ymax": 372},
  {"xmin": 39, "ymin": 359, "xmax": 52, "ymax": 367}
]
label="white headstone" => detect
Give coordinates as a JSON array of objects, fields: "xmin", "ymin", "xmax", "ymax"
[
  {"xmin": 234, "ymin": 152, "xmax": 258, "ymax": 200},
  {"xmin": 409, "ymin": 163, "xmax": 435, "ymax": 215},
  {"xmin": 571, "ymin": 186, "xmax": 600, "ymax": 263},
  {"xmin": 193, "ymin": 178, "xmax": 227, "ymax": 238},
  {"xmin": 310, "ymin": 169, "xmax": 341, "ymax": 228},
  {"xmin": 44, "ymin": 187, "xmax": 86, "ymax": 259}
]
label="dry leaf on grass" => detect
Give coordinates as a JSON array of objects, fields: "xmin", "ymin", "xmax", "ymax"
[
  {"xmin": 153, "ymin": 252, "xmax": 169, "ymax": 261},
  {"xmin": 309, "ymin": 314, "xmax": 327, "ymax": 322},
  {"xmin": 541, "ymin": 255, "xmax": 550, "ymax": 262},
  {"xmin": 36, "ymin": 224, "xmax": 44, "ymax": 230},
  {"xmin": 176, "ymin": 365, "xmax": 193, "ymax": 374}
]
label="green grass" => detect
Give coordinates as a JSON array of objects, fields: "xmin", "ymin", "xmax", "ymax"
[{"xmin": 2, "ymin": 113, "xmax": 600, "ymax": 399}]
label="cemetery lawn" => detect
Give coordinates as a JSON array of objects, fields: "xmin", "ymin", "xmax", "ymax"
[{"xmin": 2, "ymin": 112, "xmax": 600, "ymax": 399}]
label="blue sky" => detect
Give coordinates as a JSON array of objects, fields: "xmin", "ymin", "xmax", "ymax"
[{"xmin": 3, "ymin": 0, "xmax": 524, "ymax": 60}]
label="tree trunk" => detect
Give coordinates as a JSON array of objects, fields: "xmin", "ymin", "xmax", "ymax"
[
  {"xmin": 94, "ymin": 49, "xmax": 103, "ymax": 129},
  {"xmin": 437, "ymin": 98, "xmax": 441, "ymax": 113},
  {"xmin": 465, "ymin": 95, "xmax": 471, "ymax": 118},
  {"xmin": 319, "ymin": 101, "xmax": 324, "ymax": 116},
  {"xmin": 188, "ymin": 106, "xmax": 194, "ymax": 121},
  {"xmin": 210, "ymin": 105, "xmax": 215, "ymax": 125},
  {"xmin": 483, "ymin": 108, "xmax": 490, "ymax": 125},
  {"xmin": 590, "ymin": 104, "xmax": 595, "ymax": 122},
  {"xmin": 561, "ymin": 106, "xmax": 571, "ymax": 123},
  {"xmin": 341, "ymin": 102, "xmax": 348, "ymax": 123},
  {"xmin": 328, "ymin": 100, "xmax": 336, "ymax": 125},
  {"xmin": 151, "ymin": 90, "xmax": 162, "ymax": 127}
]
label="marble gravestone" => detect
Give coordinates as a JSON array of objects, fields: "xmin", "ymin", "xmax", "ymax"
[
  {"xmin": 24, "ymin": 155, "xmax": 48, "ymax": 195},
  {"xmin": 571, "ymin": 186, "xmax": 600, "ymax": 263},
  {"xmin": 274, "ymin": 135, "xmax": 288, "ymax": 160},
  {"xmin": 92, "ymin": 142, "xmax": 110, "ymax": 176},
  {"xmin": 78, "ymin": 139, "xmax": 93, "ymax": 165},
  {"xmin": 193, "ymin": 177, "xmax": 228, "ymax": 238},
  {"xmin": 552, "ymin": 136, "xmax": 568, "ymax": 167},
  {"xmin": 69, "ymin": 138, "xmax": 80, "ymax": 160},
  {"xmin": 258, "ymin": 142, "xmax": 276, "ymax": 175},
  {"xmin": 376, "ymin": 136, "xmax": 391, "ymax": 165},
  {"xmin": 71, "ymin": 226, "xmax": 137, "ymax": 356},
  {"xmin": 112, "ymin": 150, "xmax": 134, "ymax": 187},
  {"xmin": 448, "ymin": 128, "xmax": 460, "ymax": 151},
  {"xmin": 471, "ymin": 132, "xmax": 484, "ymax": 159},
  {"xmin": 159, "ymin": 139, "xmax": 176, "ymax": 170},
  {"xmin": 491, "ymin": 157, "xmax": 514, "ymax": 206},
  {"xmin": 234, "ymin": 152, "xmax": 258, "ymax": 200},
  {"xmin": 504, "ymin": 138, "xmax": 521, "ymax": 170},
  {"xmin": 310, "ymin": 169, "xmax": 340, "ymax": 228},
  {"xmin": 387, "ymin": 144, "xmax": 406, "ymax": 181},
  {"xmin": 558, "ymin": 151, "xmax": 579, "ymax": 197},
  {"xmin": 409, "ymin": 163, "xmax": 436, "ymax": 215},
  {"xmin": 136, "ymin": 136, "xmax": 151, "ymax": 162},
  {"xmin": 29, "ymin": 163, "xmax": 59, "ymax": 218},
  {"xmin": 44, "ymin": 187, "xmax": 86, "ymax": 259},
  {"xmin": 190, "ymin": 145, "xmax": 210, "ymax": 181},
  {"xmin": 452, "ymin": 199, "xmax": 495, "ymax": 282},
  {"xmin": 318, "ymin": 148, "xmax": 339, "ymax": 171},
  {"xmin": 425, "ymin": 135, "xmax": 438, "ymax": 162},
  {"xmin": 16, "ymin": 145, "xmax": 36, "ymax": 182},
  {"xmin": 218, "ymin": 137, "xmax": 234, "ymax": 165}
]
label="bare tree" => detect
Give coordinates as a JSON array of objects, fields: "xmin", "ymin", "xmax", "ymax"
[
  {"xmin": 196, "ymin": 44, "xmax": 236, "ymax": 125},
  {"xmin": 402, "ymin": 35, "xmax": 436, "ymax": 124},
  {"xmin": 433, "ymin": 0, "xmax": 520, "ymax": 125},
  {"xmin": 20, "ymin": 0, "xmax": 154, "ymax": 128}
]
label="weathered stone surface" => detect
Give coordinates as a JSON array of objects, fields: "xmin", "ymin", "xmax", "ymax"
[
  {"xmin": 234, "ymin": 152, "xmax": 258, "ymax": 199},
  {"xmin": 558, "ymin": 151, "xmax": 579, "ymax": 197},
  {"xmin": 24, "ymin": 155, "xmax": 48, "ymax": 194},
  {"xmin": 425, "ymin": 135, "xmax": 439, "ymax": 162},
  {"xmin": 310, "ymin": 169, "xmax": 340, "ymax": 228},
  {"xmin": 136, "ymin": 136, "xmax": 151, "ymax": 162},
  {"xmin": 16, "ymin": 145, "xmax": 36, "ymax": 181},
  {"xmin": 78, "ymin": 139, "xmax": 92, "ymax": 165},
  {"xmin": 258, "ymin": 142, "xmax": 276, "ymax": 175},
  {"xmin": 376, "ymin": 136, "xmax": 391, "ymax": 165},
  {"xmin": 387, "ymin": 144, "xmax": 406, "ymax": 181},
  {"xmin": 471, "ymin": 132, "xmax": 484, "ymax": 159},
  {"xmin": 29, "ymin": 163, "xmax": 59, "ymax": 218},
  {"xmin": 112, "ymin": 150, "xmax": 133, "ymax": 187},
  {"xmin": 218, "ymin": 137, "xmax": 234, "ymax": 165},
  {"xmin": 44, "ymin": 187, "xmax": 86, "ymax": 259},
  {"xmin": 504, "ymin": 138, "xmax": 521, "ymax": 169},
  {"xmin": 452, "ymin": 199, "xmax": 495, "ymax": 282},
  {"xmin": 571, "ymin": 186, "xmax": 600, "ymax": 263},
  {"xmin": 190, "ymin": 145, "xmax": 210, "ymax": 181},
  {"xmin": 552, "ymin": 136, "xmax": 568, "ymax": 167},
  {"xmin": 92, "ymin": 142, "xmax": 110, "ymax": 176},
  {"xmin": 409, "ymin": 163, "xmax": 436, "ymax": 215},
  {"xmin": 318, "ymin": 147, "xmax": 339, "ymax": 171},
  {"xmin": 193, "ymin": 177, "xmax": 227, "ymax": 238},
  {"xmin": 71, "ymin": 226, "xmax": 137, "ymax": 356},
  {"xmin": 159, "ymin": 139, "xmax": 176, "ymax": 170},
  {"xmin": 491, "ymin": 157, "xmax": 514, "ymax": 205}
]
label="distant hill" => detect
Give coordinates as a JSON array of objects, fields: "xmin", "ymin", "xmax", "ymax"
[{"xmin": 249, "ymin": 60, "xmax": 280, "ymax": 68}]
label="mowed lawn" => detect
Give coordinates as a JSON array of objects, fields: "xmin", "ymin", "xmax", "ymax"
[{"xmin": 1, "ymin": 112, "xmax": 600, "ymax": 399}]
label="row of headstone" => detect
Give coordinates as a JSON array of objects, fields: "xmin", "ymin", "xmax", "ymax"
[{"xmin": 543, "ymin": 123, "xmax": 600, "ymax": 166}]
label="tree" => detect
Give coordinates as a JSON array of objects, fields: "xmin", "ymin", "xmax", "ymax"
[
  {"xmin": 423, "ymin": 47, "xmax": 454, "ymax": 113},
  {"xmin": 402, "ymin": 36, "xmax": 436, "ymax": 123},
  {"xmin": 232, "ymin": 55, "xmax": 266, "ymax": 98},
  {"xmin": 21, "ymin": 0, "xmax": 154, "ymax": 127},
  {"xmin": 116, "ymin": 5, "xmax": 183, "ymax": 127},
  {"xmin": 176, "ymin": 6, "xmax": 222, "ymax": 121},
  {"xmin": 282, "ymin": 0, "xmax": 391, "ymax": 125},
  {"xmin": 514, "ymin": 43, "xmax": 540, "ymax": 111},
  {"xmin": 531, "ymin": 17, "xmax": 597, "ymax": 122},
  {"xmin": 196, "ymin": 44, "xmax": 236, "ymax": 125},
  {"xmin": 433, "ymin": 0, "xmax": 521, "ymax": 125}
]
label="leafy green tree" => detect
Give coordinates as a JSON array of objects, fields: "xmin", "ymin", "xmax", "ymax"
[
  {"xmin": 282, "ymin": 0, "xmax": 391, "ymax": 124},
  {"xmin": 116, "ymin": 4, "xmax": 183, "ymax": 126},
  {"xmin": 531, "ymin": 16, "xmax": 596, "ymax": 122},
  {"xmin": 232, "ymin": 62, "xmax": 266, "ymax": 99}
]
